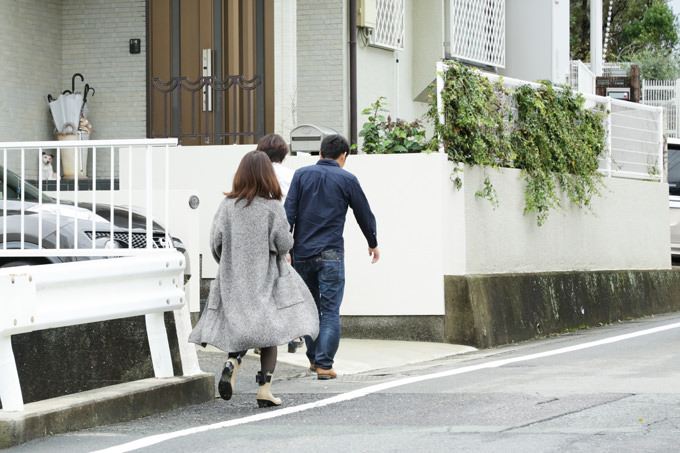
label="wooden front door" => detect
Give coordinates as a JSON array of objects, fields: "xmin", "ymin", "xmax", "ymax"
[{"xmin": 148, "ymin": 0, "xmax": 274, "ymax": 145}]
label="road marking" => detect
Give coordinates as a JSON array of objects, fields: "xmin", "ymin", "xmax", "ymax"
[{"xmin": 94, "ymin": 321, "xmax": 680, "ymax": 453}]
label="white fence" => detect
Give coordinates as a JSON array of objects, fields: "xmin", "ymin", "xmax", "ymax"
[
  {"xmin": 0, "ymin": 138, "xmax": 202, "ymax": 412},
  {"xmin": 569, "ymin": 60, "xmax": 680, "ymax": 140},
  {"xmin": 1, "ymin": 138, "xmax": 179, "ymax": 258},
  {"xmin": 436, "ymin": 62, "xmax": 664, "ymax": 182},
  {"xmin": 641, "ymin": 79, "xmax": 680, "ymax": 139}
]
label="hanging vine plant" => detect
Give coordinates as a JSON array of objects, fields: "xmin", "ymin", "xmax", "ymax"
[{"xmin": 427, "ymin": 60, "xmax": 608, "ymax": 226}]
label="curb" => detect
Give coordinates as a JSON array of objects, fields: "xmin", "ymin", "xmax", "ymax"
[{"xmin": 0, "ymin": 373, "xmax": 214, "ymax": 449}]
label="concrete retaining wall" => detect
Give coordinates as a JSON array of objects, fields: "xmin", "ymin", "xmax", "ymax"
[
  {"xmin": 342, "ymin": 269, "xmax": 680, "ymax": 348},
  {"xmin": 444, "ymin": 270, "xmax": 680, "ymax": 348}
]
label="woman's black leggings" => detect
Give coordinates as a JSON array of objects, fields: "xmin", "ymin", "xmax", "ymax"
[{"xmin": 228, "ymin": 346, "xmax": 277, "ymax": 372}]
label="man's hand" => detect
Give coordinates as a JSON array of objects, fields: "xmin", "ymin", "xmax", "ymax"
[{"xmin": 369, "ymin": 247, "xmax": 380, "ymax": 264}]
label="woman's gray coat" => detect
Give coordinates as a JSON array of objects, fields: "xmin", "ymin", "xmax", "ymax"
[{"xmin": 189, "ymin": 196, "xmax": 319, "ymax": 352}]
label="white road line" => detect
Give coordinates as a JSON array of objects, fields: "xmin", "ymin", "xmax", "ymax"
[{"xmin": 94, "ymin": 321, "xmax": 680, "ymax": 453}]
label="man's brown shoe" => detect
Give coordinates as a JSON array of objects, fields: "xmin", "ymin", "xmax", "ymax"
[{"xmin": 316, "ymin": 367, "xmax": 337, "ymax": 380}]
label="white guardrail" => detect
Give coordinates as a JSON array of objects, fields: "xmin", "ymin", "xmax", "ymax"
[
  {"xmin": 0, "ymin": 138, "xmax": 200, "ymax": 412},
  {"xmin": 0, "ymin": 251, "xmax": 185, "ymax": 411}
]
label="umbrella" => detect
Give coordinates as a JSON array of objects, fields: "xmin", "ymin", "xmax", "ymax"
[{"xmin": 49, "ymin": 93, "xmax": 84, "ymax": 134}]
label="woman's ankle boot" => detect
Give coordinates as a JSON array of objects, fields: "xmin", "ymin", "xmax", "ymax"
[
  {"xmin": 256, "ymin": 371, "xmax": 282, "ymax": 408},
  {"xmin": 218, "ymin": 356, "xmax": 241, "ymax": 401}
]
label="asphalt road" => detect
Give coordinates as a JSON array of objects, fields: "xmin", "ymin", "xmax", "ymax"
[{"xmin": 7, "ymin": 313, "xmax": 680, "ymax": 452}]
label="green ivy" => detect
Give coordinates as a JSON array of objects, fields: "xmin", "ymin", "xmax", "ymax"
[
  {"xmin": 511, "ymin": 82, "xmax": 607, "ymax": 224},
  {"xmin": 359, "ymin": 97, "xmax": 434, "ymax": 154},
  {"xmin": 427, "ymin": 61, "xmax": 609, "ymax": 226}
]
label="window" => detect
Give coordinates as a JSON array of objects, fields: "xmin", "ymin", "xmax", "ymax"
[
  {"xmin": 446, "ymin": 0, "xmax": 505, "ymax": 69},
  {"xmin": 369, "ymin": 0, "xmax": 405, "ymax": 51}
]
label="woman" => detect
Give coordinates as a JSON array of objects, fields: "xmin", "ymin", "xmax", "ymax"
[{"xmin": 189, "ymin": 150, "xmax": 318, "ymax": 408}]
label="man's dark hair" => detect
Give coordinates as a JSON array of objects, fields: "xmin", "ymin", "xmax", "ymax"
[
  {"xmin": 320, "ymin": 134, "xmax": 349, "ymax": 160},
  {"xmin": 256, "ymin": 133, "xmax": 289, "ymax": 163}
]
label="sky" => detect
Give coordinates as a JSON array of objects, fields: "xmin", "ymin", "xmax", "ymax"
[{"xmin": 671, "ymin": 0, "xmax": 680, "ymax": 17}]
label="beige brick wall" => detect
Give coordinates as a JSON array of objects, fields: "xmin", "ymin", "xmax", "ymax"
[
  {"xmin": 61, "ymin": 0, "xmax": 146, "ymax": 141},
  {"xmin": 0, "ymin": 0, "xmax": 62, "ymax": 144},
  {"xmin": 296, "ymin": 0, "xmax": 346, "ymax": 136},
  {"xmin": 0, "ymin": 0, "xmax": 146, "ymax": 144},
  {"xmin": 0, "ymin": 0, "xmax": 146, "ymax": 178}
]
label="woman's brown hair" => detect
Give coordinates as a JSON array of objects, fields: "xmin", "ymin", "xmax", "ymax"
[{"xmin": 225, "ymin": 150, "xmax": 282, "ymax": 205}]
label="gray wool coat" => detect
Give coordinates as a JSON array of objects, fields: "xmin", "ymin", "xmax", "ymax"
[{"xmin": 188, "ymin": 196, "xmax": 319, "ymax": 352}]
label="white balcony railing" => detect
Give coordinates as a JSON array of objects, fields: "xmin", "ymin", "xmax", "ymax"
[{"xmin": 0, "ymin": 138, "xmax": 179, "ymax": 258}]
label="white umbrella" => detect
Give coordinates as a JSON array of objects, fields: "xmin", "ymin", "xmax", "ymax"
[{"xmin": 49, "ymin": 93, "xmax": 84, "ymax": 134}]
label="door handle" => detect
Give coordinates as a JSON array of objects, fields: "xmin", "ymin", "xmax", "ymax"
[{"xmin": 202, "ymin": 48, "xmax": 212, "ymax": 112}]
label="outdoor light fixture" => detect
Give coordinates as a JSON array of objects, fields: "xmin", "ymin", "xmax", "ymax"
[{"xmin": 188, "ymin": 195, "xmax": 200, "ymax": 209}]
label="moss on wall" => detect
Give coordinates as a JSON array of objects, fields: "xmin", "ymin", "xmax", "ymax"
[{"xmin": 445, "ymin": 270, "xmax": 680, "ymax": 348}]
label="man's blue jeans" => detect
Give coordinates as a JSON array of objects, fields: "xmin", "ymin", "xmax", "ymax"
[{"xmin": 293, "ymin": 249, "xmax": 345, "ymax": 370}]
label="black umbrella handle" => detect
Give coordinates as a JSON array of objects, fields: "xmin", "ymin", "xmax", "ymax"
[
  {"xmin": 72, "ymin": 73, "xmax": 84, "ymax": 93},
  {"xmin": 83, "ymin": 84, "xmax": 95, "ymax": 103}
]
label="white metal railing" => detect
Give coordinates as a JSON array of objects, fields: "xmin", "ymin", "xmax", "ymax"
[
  {"xmin": 570, "ymin": 60, "xmax": 680, "ymax": 140},
  {"xmin": 435, "ymin": 62, "xmax": 664, "ymax": 181},
  {"xmin": 0, "ymin": 250, "xmax": 185, "ymax": 411},
  {"xmin": 0, "ymin": 138, "xmax": 178, "ymax": 258},
  {"xmin": 446, "ymin": 0, "xmax": 505, "ymax": 68},
  {"xmin": 642, "ymin": 79, "xmax": 680, "ymax": 139}
]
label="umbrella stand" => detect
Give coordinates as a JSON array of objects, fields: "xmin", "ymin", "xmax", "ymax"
[{"xmin": 57, "ymin": 123, "xmax": 87, "ymax": 180}]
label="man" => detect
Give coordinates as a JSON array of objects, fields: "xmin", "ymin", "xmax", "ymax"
[{"xmin": 285, "ymin": 134, "xmax": 379, "ymax": 380}]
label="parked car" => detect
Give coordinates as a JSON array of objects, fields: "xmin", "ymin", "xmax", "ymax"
[
  {"xmin": 0, "ymin": 165, "xmax": 189, "ymax": 275},
  {"xmin": 668, "ymin": 138, "xmax": 680, "ymax": 261}
]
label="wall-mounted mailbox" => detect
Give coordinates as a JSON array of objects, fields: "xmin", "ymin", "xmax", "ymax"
[{"xmin": 290, "ymin": 124, "xmax": 339, "ymax": 155}]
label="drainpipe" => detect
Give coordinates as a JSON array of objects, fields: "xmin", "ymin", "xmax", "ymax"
[{"xmin": 349, "ymin": 0, "xmax": 358, "ymax": 152}]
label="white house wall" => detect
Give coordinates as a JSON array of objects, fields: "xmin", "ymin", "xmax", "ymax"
[
  {"xmin": 501, "ymin": 0, "xmax": 570, "ymax": 85},
  {"xmin": 274, "ymin": 0, "xmax": 298, "ymax": 139},
  {"xmin": 463, "ymin": 165, "xmax": 671, "ymax": 274}
]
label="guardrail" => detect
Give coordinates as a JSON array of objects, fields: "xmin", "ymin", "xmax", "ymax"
[{"xmin": 0, "ymin": 250, "xmax": 185, "ymax": 411}]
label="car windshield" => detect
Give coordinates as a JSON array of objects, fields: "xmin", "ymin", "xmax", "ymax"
[{"xmin": 0, "ymin": 165, "xmax": 55, "ymax": 203}]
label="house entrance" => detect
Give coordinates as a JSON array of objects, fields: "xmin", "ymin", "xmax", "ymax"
[{"xmin": 148, "ymin": 0, "xmax": 273, "ymax": 145}]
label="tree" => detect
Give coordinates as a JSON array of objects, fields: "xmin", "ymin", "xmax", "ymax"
[{"xmin": 570, "ymin": 0, "xmax": 679, "ymax": 66}]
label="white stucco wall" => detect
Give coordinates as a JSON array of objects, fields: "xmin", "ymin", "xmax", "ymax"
[
  {"xmin": 462, "ymin": 165, "xmax": 671, "ymax": 274},
  {"xmin": 111, "ymin": 146, "xmax": 671, "ymax": 316},
  {"xmin": 274, "ymin": 0, "xmax": 298, "ymax": 139},
  {"xmin": 501, "ymin": 0, "xmax": 570, "ymax": 85}
]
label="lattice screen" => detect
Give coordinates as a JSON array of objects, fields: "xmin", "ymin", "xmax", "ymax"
[
  {"xmin": 448, "ymin": 0, "xmax": 505, "ymax": 68},
  {"xmin": 369, "ymin": 0, "xmax": 405, "ymax": 51}
]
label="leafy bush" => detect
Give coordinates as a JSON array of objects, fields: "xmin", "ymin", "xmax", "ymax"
[
  {"xmin": 427, "ymin": 61, "xmax": 608, "ymax": 225},
  {"xmin": 358, "ymin": 97, "xmax": 433, "ymax": 154}
]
